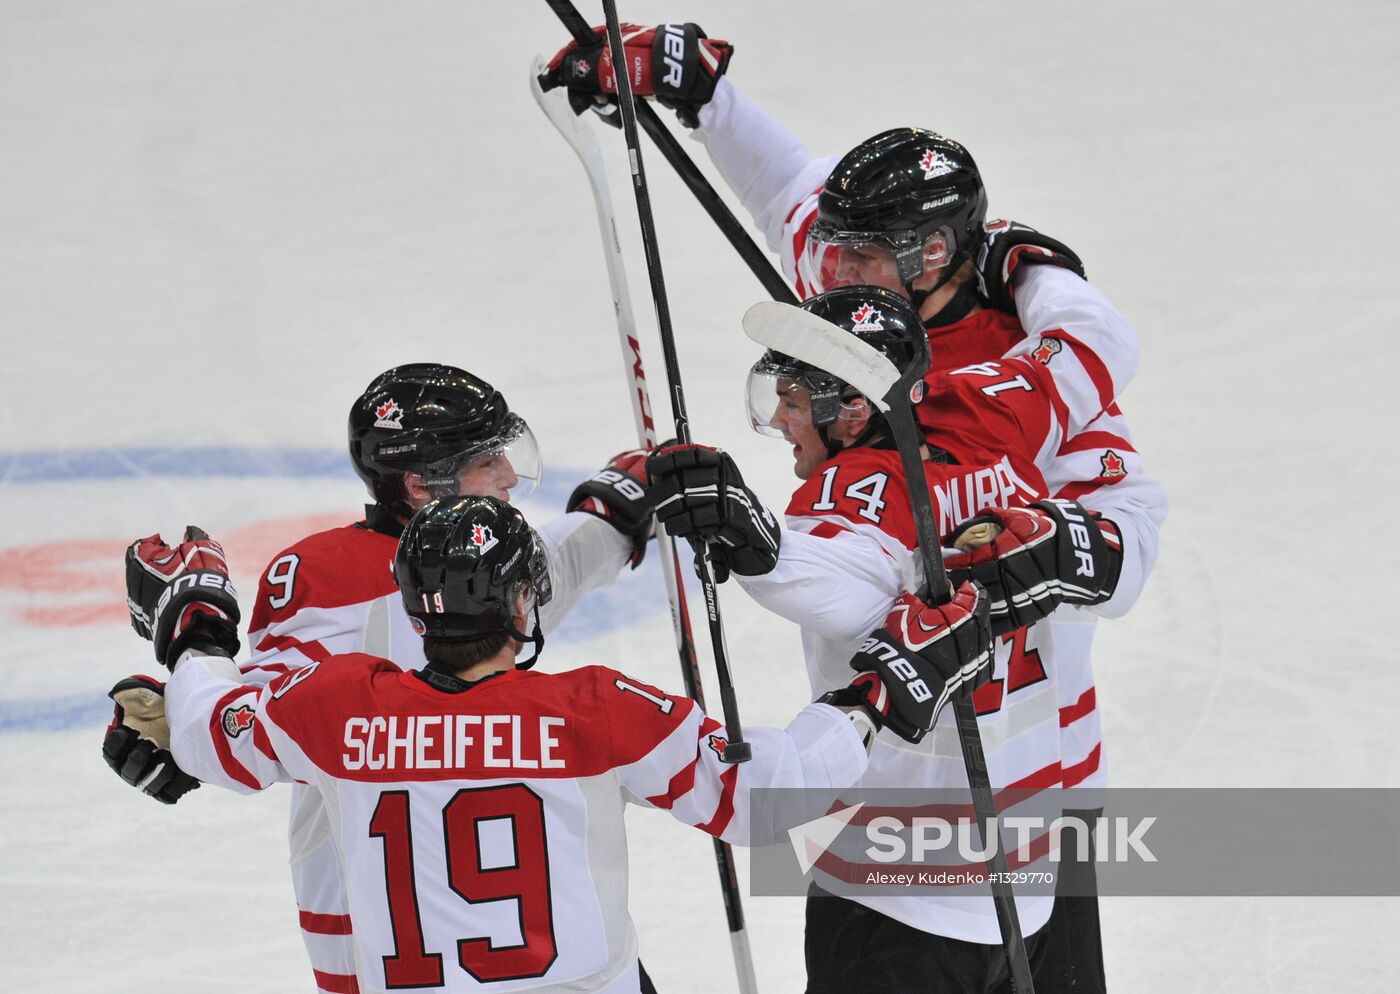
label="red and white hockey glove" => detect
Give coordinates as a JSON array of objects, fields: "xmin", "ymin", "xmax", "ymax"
[
  {"xmin": 125, "ymin": 526, "xmax": 241, "ymax": 670},
  {"xmin": 102, "ymin": 675, "xmax": 201, "ymax": 805},
  {"xmin": 975, "ymin": 220, "xmax": 1086, "ymax": 316},
  {"xmin": 646, "ymin": 443, "xmax": 780, "ymax": 583},
  {"xmin": 946, "ymin": 499, "xmax": 1122, "ymax": 636},
  {"xmin": 541, "ymin": 23, "xmax": 734, "ymax": 128},
  {"xmin": 567, "ymin": 448, "xmax": 654, "ymax": 568},
  {"xmin": 841, "ymin": 584, "xmax": 994, "ymax": 744}
]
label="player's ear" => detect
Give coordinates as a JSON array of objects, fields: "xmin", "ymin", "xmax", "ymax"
[
  {"xmin": 837, "ymin": 396, "xmax": 874, "ymax": 438},
  {"xmin": 403, "ymin": 471, "xmax": 430, "ymax": 505}
]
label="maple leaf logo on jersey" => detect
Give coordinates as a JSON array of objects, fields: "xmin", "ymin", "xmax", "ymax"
[
  {"xmin": 374, "ymin": 399, "xmax": 404, "ymax": 430},
  {"xmin": 920, "ymin": 149, "xmax": 956, "ymax": 180},
  {"xmin": 1100, "ymin": 450, "xmax": 1127, "ymax": 478},
  {"xmin": 850, "ymin": 304, "xmax": 884, "ymax": 332},
  {"xmin": 1032, "ymin": 338, "xmax": 1064, "ymax": 365},
  {"xmin": 470, "ymin": 523, "xmax": 499, "ymax": 555},
  {"xmin": 706, "ymin": 734, "xmax": 729, "ymax": 758},
  {"xmin": 222, "ymin": 704, "xmax": 256, "ymax": 738}
]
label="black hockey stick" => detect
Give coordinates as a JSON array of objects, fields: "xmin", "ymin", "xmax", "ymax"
[
  {"xmin": 596, "ymin": 0, "xmax": 753, "ymax": 766},
  {"xmin": 741, "ymin": 301, "xmax": 1037, "ymax": 994},
  {"xmin": 530, "ymin": 61, "xmax": 759, "ymax": 993},
  {"xmin": 541, "ymin": 0, "xmax": 798, "ymax": 305}
]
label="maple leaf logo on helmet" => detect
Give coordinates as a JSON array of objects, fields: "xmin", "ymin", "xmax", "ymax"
[
  {"xmin": 221, "ymin": 704, "xmax": 256, "ymax": 738},
  {"xmin": 850, "ymin": 304, "xmax": 884, "ymax": 332},
  {"xmin": 920, "ymin": 149, "xmax": 956, "ymax": 180},
  {"xmin": 374, "ymin": 399, "xmax": 404, "ymax": 430},
  {"xmin": 1100, "ymin": 450, "xmax": 1127, "ymax": 478},
  {"xmin": 1032, "ymin": 338, "xmax": 1064, "ymax": 365},
  {"xmin": 470, "ymin": 523, "xmax": 499, "ymax": 554}
]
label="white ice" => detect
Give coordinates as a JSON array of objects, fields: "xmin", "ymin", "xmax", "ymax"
[{"xmin": 2, "ymin": 1, "xmax": 1397, "ymax": 991}]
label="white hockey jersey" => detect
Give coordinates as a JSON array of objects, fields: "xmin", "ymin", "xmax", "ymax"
[
  {"xmin": 165, "ymin": 651, "xmax": 868, "ymax": 994},
  {"xmin": 235, "ymin": 510, "xmax": 632, "ymax": 993},
  {"xmin": 692, "ymin": 77, "xmax": 1168, "ymax": 800}
]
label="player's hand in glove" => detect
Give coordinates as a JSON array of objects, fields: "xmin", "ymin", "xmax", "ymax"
[
  {"xmin": 946, "ymin": 499, "xmax": 1122, "ymax": 636},
  {"xmin": 102, "ymin": 675, "xmax": 201, "ymax": 805},
  {"xmin": 567, "ymin": 448, "xmax": 655, "ymax": 568},
  {"xmin": 126, "ymin": 526, "xmax": 241, "ymax": 670},
  {"xmin": 646, "ymin": 443, "xmax": 780, "ymax": 583},
  {"xmin": 975, "ymin": 220, "xmax": 1086, "ymax": 316},
  {"xmin": 840, "ymin": 584, "xmax": 994, "ymax": 744},
  {"xmin": 541, "ymin": 23, "xmax": 734, "ymax": 128}
]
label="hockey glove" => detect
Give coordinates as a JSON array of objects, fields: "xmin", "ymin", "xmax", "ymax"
[
  {"xmin": 541, "ymin": 23, "xmax": 734, "ymax": 128},
  {"xmin": 102, "ymin": 675, "xmax": 201, "ymax": 805},
  {"xmin": 126, "ymin": 526, "xmax": 241, "ymax": 670},
  {"xmin": 946, "ymin": 499, "xmax": 1122, "ymax": 636},
  {"xmin": 847, "ymin": 584, "xmax": 994, "ymax": 744},
  {"xmin": 975, "ymin": 220, "xmax": 1086, "ymax": 316},
  {"xmin": 567, "ymin": 448, "xmax": 654, "ymax": 568},
  {"xmin": 646, "ymin": 444, "xmax": 780, "ymax": 583}
]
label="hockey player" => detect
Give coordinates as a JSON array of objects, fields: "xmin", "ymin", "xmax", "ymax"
[
  {"xmin": 117, "ymin": 493, "xmax": 997, "ymax": 994},
  {"xmin": 647, "ymin": 287, "xmax": 1132, "ymax": 993},
  {"xmin": 544, "ymin": 32, "xmax": 1167, "ymax": 990},
  {"xmin": 103, "ymin": 362, "xmax": 657, "ymax": 994}
]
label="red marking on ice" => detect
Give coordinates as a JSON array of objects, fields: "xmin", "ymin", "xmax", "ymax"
[{"xmin": 0, "ymin": 512, "xmax": 349, "ymax": 628}]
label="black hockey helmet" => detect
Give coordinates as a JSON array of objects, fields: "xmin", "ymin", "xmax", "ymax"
[
  {"xmin": 806, "ymin": 129, "xmax": 987, "ymax": 305},
  {"xmin": 348, "ymin": 364, "xmax": 542, "ymax": 516},
  {"xmin": 394, "ymin": 494, "xmax": 553, "ymax": 667},
  {"xmin": 747, "ymin": 286, "xmax": 927, "ymax": 451}
]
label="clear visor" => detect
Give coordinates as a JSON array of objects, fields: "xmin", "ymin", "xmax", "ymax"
[
  {"xmin": 803, "ymin": 219, "xmax": 955, "ymax": 295},
  {"xmin": 420, "ymin": 414, "xmax": 544, "ymax": 502},
  {"xmin": 745, "ymin": 359, "xmax": 831, "ymax": 438}
]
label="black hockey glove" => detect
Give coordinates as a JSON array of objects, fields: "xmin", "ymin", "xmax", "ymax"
[
  {"xmin": 541, "ymin": 23, "xmax": 734, "ymax": 128},
  {"xmin": 846, "ymin": 585, "xmax": 994, "ymax": 744},
  {"xmin": 126, "ymin": 526, "xmax": 241, "ymax": 670},
  {"xmin": 567, "ymin": 448, "xmax": 654, "ymax": 568},
  {"xmin": 646, "ymin": 443, "xmax": 780, "ymax": 583},
  {"xmin": 946, "ymin": 499, "xmax": 1122, "ymax": 636},
  {"xmin": 102, "ymin": 675, "xmax": 201, "ymax": 805},
  {"xmin": 975, "ymin": 220, "xmax": 1086, "ymax": 316}
]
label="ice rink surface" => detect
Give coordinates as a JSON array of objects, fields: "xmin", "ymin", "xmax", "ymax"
[{"xmin": 3, "ymin": 1, "xmax": 1398, "ymax": 990}]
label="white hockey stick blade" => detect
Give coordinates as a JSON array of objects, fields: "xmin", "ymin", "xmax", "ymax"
[{"xmin": 742, "ymin": 301, "xmax": 901, "ymax": 413}]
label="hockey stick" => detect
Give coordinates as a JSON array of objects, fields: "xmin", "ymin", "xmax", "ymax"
[
  {"xmin": 530, "ymin": 59, "xmax": 760, "ymax": 994},
  {"xmin": 742, "ymin": 301, "xmax": 1038, "ymax": 994},
  {"xmin": 541, "ymin": 0, "xmax": 798, "ymax": 305},
  {"xmin": 594, "ymin": 0, "xmax": 753, "ymax": 767}
]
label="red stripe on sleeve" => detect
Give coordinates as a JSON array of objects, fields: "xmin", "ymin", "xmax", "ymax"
[
  {"xmin": 1059, "ymin": 687, "xmax": 1097, "ymax": 727},
  {"xmin": 1061, "ymin": 744, "xmax": 1103, "ymax": 788},
  {"xmin": 300, "ymin": 910, "xmax": 354, "ymax": 935},
  {"xmin": 209, "ymin": 687, "xmax": 264, "ymax": 791},
  {"xmin": 696, "ymin": 763, "xmax": 740, "ymax": 838},
  {"xmin": 252, "ymin": 716, "xmax": 278, "ymax": 763},
  {"xmin": 806, "ymin": 521, "xmax": 850, "ymax": 540},
  {"xmin": 1055, "ymin": 475, "xmax": 1125, "ymax": 503},
  {"xmin": 255, "ymin": 632, "xmax": 332, "ymax": 663},
  {"xmin": 1056, "ymin": 330, "xmax": 1117, "ymax": 415},
  {"xmin": 313, "ymin": 969, "xmax": 360, "ymax": 994},
  {"xmin": 1059, "ymin": 431, "xmax": 1134, "ymax": 456}
]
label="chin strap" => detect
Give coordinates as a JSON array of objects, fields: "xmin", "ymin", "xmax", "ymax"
[{"xmin": 505, "ymin": 604, "xmax": 546, "ymax": 670}]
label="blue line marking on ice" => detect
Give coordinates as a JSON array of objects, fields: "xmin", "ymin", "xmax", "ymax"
[
  {"xmin": 0, "ymin": 447, "xmax": 660, "ymax": 733},
  {"xmin": 0, "ymin": 446, "xmax": 352, "ymax": 483}
]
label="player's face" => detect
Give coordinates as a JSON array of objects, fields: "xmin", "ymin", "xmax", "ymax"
[
  {"xmin": 456, "ymin": 453, "xmax": 519, "ymax": 502},
  {"xmin": 769, "ymin": 380, "xmax": 828, "ymax": 480},
  {"xmin": 830, "ymin": 243, "xmax": 906, "ymax": 295}
]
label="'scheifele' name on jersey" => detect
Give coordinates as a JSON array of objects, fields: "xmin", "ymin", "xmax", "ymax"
[{"xmin": 342, "ymin": 713, "xmax": 568, "ymax": 772}]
